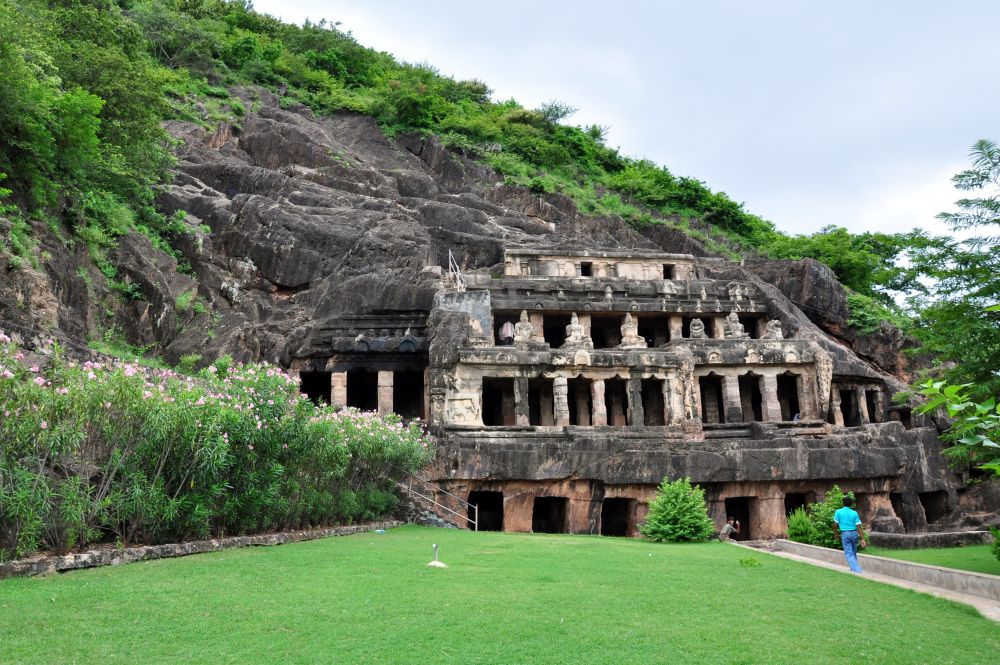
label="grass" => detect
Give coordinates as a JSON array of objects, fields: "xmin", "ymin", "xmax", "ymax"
[
  {"xmin": 866, "ymin": 545, "xmax": 1000, "ymax": 576},
  {"xmin": 2, "ymin": 526, "xmax": 999, "ymax": 664}
]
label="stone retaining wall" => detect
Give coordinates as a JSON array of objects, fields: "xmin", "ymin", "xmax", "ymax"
[
  {"xmin": 0, "ymin": 520, "xmax": 402, "ymax": 580},
  {"xmin": 772, "ymin": 538, "xmax": 1000, "ymax": 602},
  {"xmin": 869, "ymin": 530, "xmax": 994, "ymax": 549}
]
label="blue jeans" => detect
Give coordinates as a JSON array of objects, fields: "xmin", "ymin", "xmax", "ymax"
[{"xmin": 841, "ymin": 531, "xmax": 862, "ymax": 573}]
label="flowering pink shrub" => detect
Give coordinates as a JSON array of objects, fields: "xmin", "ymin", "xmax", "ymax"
[{"xmin": 0, "ymin": 334, "xmax": 433, "ymax": 560}]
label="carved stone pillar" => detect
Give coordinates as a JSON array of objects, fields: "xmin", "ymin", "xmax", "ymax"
[
  {"xmin": 423, "ymin": 368, "xmax": 431, "ymax": 421},
  {"xmin": 331, "ymin": 372, "xmax": 348, "ymax": 408},
  {"xmin": 712, "ymin": 318, "xmax": 726, "ymax": 340},
  {"xmin": 797, "ymin": 373, "xmax": 815, "ymax": 420},
  {"xmin": 577, "ymin": 313, "xmax": 592, "ymax": 338},
  {"xmin": 514, "ymin": 377, "xmax": 530, "ymax": 426},
  {"xmin": 377, "ymin": 371, "xmax": 393, "ymax": 414},
  {"xmin": 661, "ymin": 380, "xmax": 672, "ymax": 425},
  {"xmin": 591, "ymin": 379, "xmax": 607, "ymax": 426},
  {"xmin": 627, "ymin": 376, "xmax": 644, "ymax": 426},
  {"xmin": 857, "ymin": 387, "xmax": 870, "ymax": 424},
  {"xmin": 722, "ymin": 374, "xmax": 743, "ymax": 423},
  {"xmin": 761, "ymin": 374, "xmax": 782, "ymax": 422},
  {"xmin": 574, "ymin": 381, "xmax": 591, "ymax": 426},
  {"xmin": 553, "ymin": 377, "xmax": 570, "ymax": 426},
  {"xmin": 529, "ymin": 312, "xmax": 545, "ymax": 343},
  {"xmin": 668, "ymin": 315, "xmax": 683, "ymax": 341},
  {"xmin": 831, "ymin": 389, "xmax": 845, "ymax": 426}
]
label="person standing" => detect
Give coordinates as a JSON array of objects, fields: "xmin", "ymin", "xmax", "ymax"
[{"xmin": 833, "ymin": 496, "xmax": 867, "ymax": 573}]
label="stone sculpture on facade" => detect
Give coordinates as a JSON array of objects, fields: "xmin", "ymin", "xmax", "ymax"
[
  {"xmin": 561, "ymin": 312, "xmax": 594, "ymax": 350},
  {"xmin": 762, "ymin": 319, "xmax": 783, "ymax": 340},
  {"xmin": 689, "ymin": 318, "xmax": 709, "ymax": 339},
  {"xmin": 723, "ymin": 310, "xmax": 749, "ymax": 339},
  {"xmin": 813, "ymin": 344, "xmax": 834, "ymax": 418},
  {"xmin": 513, "ymin": 310, "xmax": 534, "ymax": 348},
  {"xmin": 618, "ymin": 313, "xmax": 647, "ymax": 348}
]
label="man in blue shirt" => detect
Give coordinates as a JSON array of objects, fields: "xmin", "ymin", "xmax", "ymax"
[{"xmin": 833, "ymin": 496, "xmax": 867, "ymax": 573}]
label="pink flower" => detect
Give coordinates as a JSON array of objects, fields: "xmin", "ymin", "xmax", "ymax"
[
  {"xmin": 143, "ymin": 391, "xmax": 153, "ymax": 399},
  {"xmin": 33, "ymin": 376, "xmax": 45, "ymax": 386},
  {"xmin": 124, "ymin": 367, "xmax": 136, "ymax": 377},
  {"xmin": 1, "ymin": 370, "xmax": 13, "ymax": 379},
  {"xmin": 40, "ymin": 421, "xmax": 48, "ymax": 430},
  {"xmin": 87, "ymin": 372, "xmax": 96, "ymax": 380},
  {"xmin": 29, "ymin": 366, "xmax": 39, "ymax": 373},
  {"xmin": 282, "ymin": 443, "xmax": 288, "ymax": 449}
]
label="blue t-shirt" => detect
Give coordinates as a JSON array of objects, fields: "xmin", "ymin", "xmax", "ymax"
[{"xmin": 833, "ymin": 506, "xmax": 862, "ymax": 532}]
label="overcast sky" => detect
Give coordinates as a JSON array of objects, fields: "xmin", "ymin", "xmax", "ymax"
[{"xmin": 254, "ymin": 1, "xmax": 999, "ymax": 237}]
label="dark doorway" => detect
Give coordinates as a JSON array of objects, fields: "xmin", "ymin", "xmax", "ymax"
[
  {"xmin": 568, "ymin": 377, "xmax": 593, "ymax": 426},
  {"xmin": 724, "ymin": 497, "xmax": 753, "ymax": 540},
  {"xmin": 919, "ymin": 490, "xmax": 949, "ymax": 524},
  {"xmin": 590, "ymin": 315, "xmax": 620, "ymax": 349},
  {"xmin": 840, "ymin": 389, "xmax": 861, "ymax": 427},
  {"xmin": 865, "ymin": 390, "xmax": 880, "ymax": 423},
  {"xmin": 532, "ymin": 497, "xmax": 568, "ymax": 534},
  {"xmin": 699, "ymin": 374, "xmax": 725, "ymax": 423},
  {"xmin": 642, "ymin": 379, "xmax": 665, "ymax": 425},
  {"xmin": 777, "ymin": 373, "xmax": 801, "ymax": 421},
  {"xmin": 580, "ymin": 261, "xmax": 593, "ymax": 277},
  {"xmin": 346, "ymin": 369, "xmax": 378, "ymax": 411},
  {"xmin": 529, "ymin": 377, "xmax": 554, "ymax": 426},
  {"xmin": 393, "ymin": 370, "xmax": 424, "ymax": 419},
  {"xmin": 494, "ymin": 310, "xmax": 519, "ymax": 346},
  {"xmin": 300, "ymin": 370, "xmax": 332, "ymax": 405},
  {"xmin": 739, "ymin": 374, "xmax": 764, "ymax": 422},
  {"xmin": 601, "ymin": 498, "xmax": 634, "ymax": 537},
  {"xmin": 604, "ymin": 378, "xmax": 629, "ymax": 426},
  {"xmin": 662, "ymin": 264, "xmax": 675, "ymax": 280},
  {"xmin": 543, "ymin": 314, "xmax": 571, "ymax": 348},
  {"xmin": 482, "ymin": 378, "xmax": 516, "ymax": 426},
  {"xmin": 739, "ymin": 315, "xmax": 761, "ymax": 339},
  {"xmin": 784, "ymin": 492, "xmax": 810, "ymax": 516},
  {"xmin": 468, "ymin": 490, "xmax": 504, "ymax": 531},
  {"xmin": 637, "ymin": 315, "xmax": 669, "ymax": 347}
]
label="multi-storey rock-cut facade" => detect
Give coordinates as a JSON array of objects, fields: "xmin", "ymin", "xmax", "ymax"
[{"xmin": 295, "ymin": 247, "xmax": 962, "ymax": 540}]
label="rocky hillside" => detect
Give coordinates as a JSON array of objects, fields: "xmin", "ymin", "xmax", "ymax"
[{"xmin": 0, "ymin": 85, "xmax": 913, "ymax": 382}]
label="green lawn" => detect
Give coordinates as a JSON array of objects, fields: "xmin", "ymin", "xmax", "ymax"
[
  {"xmin": 2, "ymin": 526, "xmax": 999, "ymax": 665},
  {"xmin": 866, "ymin": 544, "xmax": 1000, "ymax": 576}
]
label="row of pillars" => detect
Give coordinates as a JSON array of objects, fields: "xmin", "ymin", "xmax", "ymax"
[
  {"xmin": 503, "ymin": 376, "xmax": 683, "ymax": 427},
  {"xmin": 328, "ymin": 370, "xmax": 399, "ymax": 415},
  {"xmin": 706, "ymin": 372, "xmax": 811, "ymax": 423}
]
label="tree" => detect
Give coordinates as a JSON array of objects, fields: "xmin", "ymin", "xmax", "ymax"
[
  {"xmin": 906, "ymin": 139, "xmax": 1000, "ymax": 394},
  {"xmin": 639, "ymin": 477, "xmax": 715, "ymax": 543},
  {"xmin": 915, "ymin": 380, "xmax": 1000, "ymax": 475}
]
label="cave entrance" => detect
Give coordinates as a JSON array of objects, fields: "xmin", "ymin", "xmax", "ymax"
[
  {"xmin": 724, "ymin": 497, "xmax": 753, "ymax": 541},
  {"xmin": 840, "ymin": 389, "xmax": 862, "ymax": 427},
  {"xmin": 739, "ymin": 314, "xmax": 762, "ymax": 339},
  {"xmin": 568, "ymin": 377, "xmax": 593, "ymax": 426},
  {"xmin": 494, "ymin": 311, "xmax": 519, "ymax": 346},
  {"xmin": 532, "ymin": 497, "xmax": 568, "ymax": 534},
  {"xmin": 300, "ymin": 370, "xmax": 331, "ymax": 405},
  {"xmin": 604, "ymin": 378, "xmax": 629, "ymax": 426},
  {"xmin": 601, "ymin": 498, "xmax": 635, "ymax": 537},
  {"xmin": 699, "ymin": 374, "xmax": 725, "ymax": 423},
  {"xmin": 777, "ymin": 373, "xmax": 801, "ymax": 421},
  {"xmin": 482, "ymin": 378, "xmax": 516, "ymax": 426},
  {"xmin": 642, "ymin": 379, "xmax": 665, "ymax": 426},
  {"xmin": 393, "ymin": 370, "xmax": 424, "ymax": 419},
  {"xmin": 919, "ymin": 490, "xmax": 949, "ymax": 524},
  {"xmin": 468, "ymin": 490, "xmax": 504, "ymax": 531},
  {"xmin": 529, "ymin": 377, "xmax": 555, "ymax": 426},
  {"xmin": 784, "ymin": 492, "xmax": 810, "ymax": 516},
  {"xmin": 865, "ymin": 389, "xmax": 880, "ymax": 423},
  {"xmin": 739, "ymin": 374, "xmax": 764, "ymax": 422},
  {"xmin": 543, "ymin": 314, "xmax": 571, "ymax": 348},
  {"xmin": 346, "ymin": 369, "xmax": 378, "ymax": 411},
  {"xmin": 637, "ymin": 315, "xmax": 669, "ymax": 347},
  {"xmin": 590, "ymin": 315, "xmax": 620, "ymax": 349}
]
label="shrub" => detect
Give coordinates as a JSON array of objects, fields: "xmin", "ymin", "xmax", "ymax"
[
  {"xmin": 785, "ymin": 485, "xmax": 866, "ymax": 549},
  {"xmin": 639, "ymin": 477, "xmax": 715, "ymax": 543},
  {"xmin": 0, "ymin": 332, "xmax": 433, "ymax": 560},
  {"xmin": 990, "ymin": 526, "xmax": 1000, "ymax": 564}
]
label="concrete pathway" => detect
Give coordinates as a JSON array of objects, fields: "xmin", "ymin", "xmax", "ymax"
[{"xmin": 735, "ymin": 541, "xmax": 1000, "ymax": 622}]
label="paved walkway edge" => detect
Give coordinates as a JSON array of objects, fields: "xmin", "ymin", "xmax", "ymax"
[
  {"xmin": 734, "ymin": 541, "xmax": 1000, "ymax": 622},
  {"xmin": 0, "ymin": 520, "xmax": 403, "ymax": 580}
]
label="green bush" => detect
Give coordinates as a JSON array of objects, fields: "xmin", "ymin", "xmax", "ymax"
[
  {"xmin": 785, "ymin": 485, "xmax": 866, "ymax": 549},
  {"xmin": 990, "ymin": 526, "xmax": 1000, "ymax": 563},
  {"xmin": 0, "ymin": 333, "xmax": 433, "ymax": 560},
  {"xmin": 639, "ymin": 477, "xmax": 715, "ymax": 543}
]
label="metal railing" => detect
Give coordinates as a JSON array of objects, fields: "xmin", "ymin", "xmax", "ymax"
[{"xmin": 395, "ymin": 472, "xmax": 478, "ymax": 531}]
